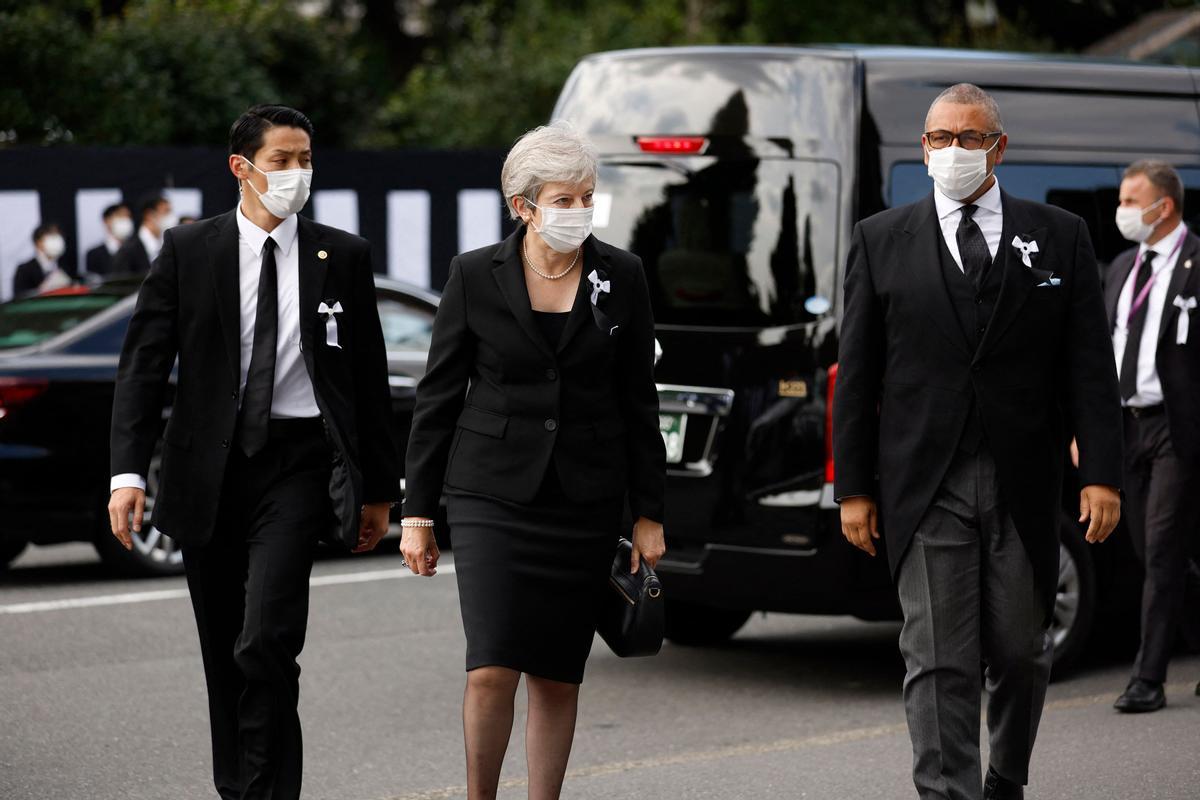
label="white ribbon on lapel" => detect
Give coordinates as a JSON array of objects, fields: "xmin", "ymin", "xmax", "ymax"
[
  {"xmin": 587, "ymin": 269, "xmax": 610, "ymax": 305},
  {"xmin": 318, "ymin": 301, "xmax": 343, "ymax": 349},
  {"xmin": 1011, "ymin": 235, "xmax": 1040, "ymax": 268},
  {"xmin": 1173, "ymin": 295, "xmax": 1197, "ymax": 345}
]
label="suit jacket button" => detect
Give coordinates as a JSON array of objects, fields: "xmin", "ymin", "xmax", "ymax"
[
  {"xmin": 972, "ymin": 365, "xmax": 981, "ymax": 373},
  {"xmin": 221, "ymin": 439, "xmax": 230, "ymax": 448},
  {"xmin": 231, "ymin": 390, "xmax": 239, "ymax": 400},
  {"xmin": 544, "ymin": 419, "xmax": 558, "ymax": 432},
  {"xmin": 546, "ymin": 368, "xmax": 557, "ymax": 381}
]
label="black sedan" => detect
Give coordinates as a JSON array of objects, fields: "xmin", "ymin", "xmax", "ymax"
[{"xmin": 0, "ymin": 276, "xmax": 438, "ymax": 576}]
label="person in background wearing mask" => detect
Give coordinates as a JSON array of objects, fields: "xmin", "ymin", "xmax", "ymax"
[
  {"xmin": 1099, "ymin": 161, "xmax": 1200, "ymax": 713},
  {"xmin": 85, "ymin": 203, "xmax": 133, "ymax": 276},
  {"xmin": 402, "ymin": 120, "xmax": 666, "ymax": 799},
  {"xmin": 834, "ymin": 84, "xmax": 1122, "ymax": 800},
  {"xmin": 107, "ymin": 104, "xmax": 399, "ymax": 800},
  {"xmin": 112, "ymin": 192, "xmax": 175, "ymax": 275},
  {"xmin": 13, "ymin": 222, "xmax": 73, "ymax": 298}
]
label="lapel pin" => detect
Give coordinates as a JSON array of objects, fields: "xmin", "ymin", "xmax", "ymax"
[
  {"xmin": 317, "ymin": 250, "xmax": 328, "ymax": 260},
  {"xmin": 1185, "ymin": 259, "xmax": 1192, "ymax": 270}
]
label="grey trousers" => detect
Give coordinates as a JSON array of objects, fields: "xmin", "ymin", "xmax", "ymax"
[{"xmin": 895, "ymin": 446, "xmax": 1053, "ymax": 800}]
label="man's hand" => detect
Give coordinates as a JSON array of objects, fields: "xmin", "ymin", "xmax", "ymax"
[
  {"xmin": 840, "ymin": 496, "xmax": 880, "ymax": 557},
  {"xmin": 630, "ymin": 516, "xmax": 666, "ymax": 574},
  {"xmin": 399, "ymin": 519, "xmax": 440, "ymax": 576},
  {"xmin": 107, "ymin": 488, "xmax": 146, "ymax": 550},
  {"xmin": 354, "ymin": 502, "xmax": 391, "ymax": 553},
  {"xmin": 1079, "ymin": 484, "xmax": 1120, "ymax": 543}
]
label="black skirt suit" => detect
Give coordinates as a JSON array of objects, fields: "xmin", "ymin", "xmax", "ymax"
[{"xmin": 403, "ymin": 228, "xmax": 666, "ymax": 683}]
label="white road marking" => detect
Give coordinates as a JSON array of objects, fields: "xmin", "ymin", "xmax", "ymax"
[{"xmin": 0, "ymin": 563, "xmax": 454, "ymax": 615}]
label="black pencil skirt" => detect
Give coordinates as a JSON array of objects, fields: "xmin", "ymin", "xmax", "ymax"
[{"xmin": 446, "ymin": 469, "xmax": 621, "ymax": 685}]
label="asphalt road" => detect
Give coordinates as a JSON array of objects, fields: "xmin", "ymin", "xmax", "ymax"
[{"xmin": 2, "ymin": 543, "xmax": 1197, "ymax": 800}]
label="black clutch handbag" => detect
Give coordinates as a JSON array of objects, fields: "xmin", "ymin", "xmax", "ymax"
[{"xmin": 597, "ymin": 537, "xmax": 665, "ymax": 658}]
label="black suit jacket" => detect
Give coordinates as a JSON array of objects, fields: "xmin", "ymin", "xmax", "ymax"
[
  {"xmin": 112, "ymin": 235, "xmax": 152, "ymax": 275},
  {"xmin": 86, "ymin": 243, "xmax": 115, "ymax": 276},
  {"xmin": 404, "ymin": 229, "xmax": 666, "ymax": 523},
  {"xmin": 834, "ymin": 190, "xmax": 1123, "ymax": 616},
  {"xmin": 12, "ymin": 259, "xmax": 45, "ymax": 298},
  {"xmin": 110, "ymin": 210, "xmax": 400, "ymax": 549},
  {"xmin": 1104, "ymin": 229, "xmax": 1200, "ymax": 462}
]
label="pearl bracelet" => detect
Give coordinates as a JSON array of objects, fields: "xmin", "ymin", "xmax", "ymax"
[{"xmin": 402, "ymin": 519, "xmax": 435, "ymax": 528}]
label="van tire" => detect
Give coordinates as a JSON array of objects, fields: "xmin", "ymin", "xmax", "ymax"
[
  {"xmin": 664, "ymin": 600, "xmax": 751, "ymax": 646},
  {"xmin": 1049, "ymin": 516, "xmax": 1096, "ymax": 679}
]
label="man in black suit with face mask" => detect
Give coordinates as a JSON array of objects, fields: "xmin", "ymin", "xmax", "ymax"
[
  {"xmin": 834, "ymin": 84, "xmax": 1123, "ymax": 800},
  {"xmin": 1102, "ymin": 161, "xmax": 1200, "ymax": 713},
  {"xmin": 108, "ymin": 105, "xmax": 399, "ymax": 800}
]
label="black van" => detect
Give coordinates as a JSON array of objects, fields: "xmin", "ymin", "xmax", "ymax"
[{"xmin": 552, "ymin": 46, "xmax": 1200, "ymax": 671}]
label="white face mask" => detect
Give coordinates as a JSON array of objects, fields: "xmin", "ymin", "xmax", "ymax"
[
  {"xmin": 41, "ymin": 233, "xmax": 66, "ymax": 260},
  {"xmin": 241, "ymin": 156, "xmax": 313, "ymax": 219},
  {"xmin": 525, "ymin": 200, "xmax": 594, "ymax": 253},
  {"xmin": 1115, "ymin": 198, "xmax": 1166, "ymax": 243},
  {"xmin": 110, "ymin": 216, "xmax": 134, "ymax": 240},
  {"xmin": 158, "ymin": 212, "xmax": 179, "ymax": 232},
  {"xmin": 926, "ymin": 139, "xmax": 999, "ymax": 201}
]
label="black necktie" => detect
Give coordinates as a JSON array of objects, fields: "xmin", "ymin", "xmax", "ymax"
[
  {"xmin": 956, "ymin": 204, "xmax": 991, "ymax": 285},
  {"xmin": 1119, "ymin": 250, "xmax": 1156, "ymax": 403},
  {"xmin": 237, "ymin": 238, "xmax": 278, "ymax": 457}
]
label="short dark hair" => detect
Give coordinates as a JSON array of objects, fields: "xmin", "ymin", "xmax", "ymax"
[
  {"xmin": 32, "ymin": 222, "xmax": 60, "ymax": 243},
  {"xmin": 228, "ymin": 105, "xmax": 314, "ymax": 161},
  {"xmin": 1125, "ymin": 160, "xmax": 1185, "ymax": 215},
  {"xmin": 137, "ymin": 191, "xmax": 168, "ymax": 222},
  {"xmin": 102, "ymin": 203, "xmax": 129, "ymax": 221}
]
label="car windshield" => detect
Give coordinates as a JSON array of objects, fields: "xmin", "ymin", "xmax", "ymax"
[
  {"xmin": 595, "ymin": 158, "xmax": 840, "ymax": 327},
  {"xmin": 0, "ymin": 293, "xmax": 127, "ymax": 351}
]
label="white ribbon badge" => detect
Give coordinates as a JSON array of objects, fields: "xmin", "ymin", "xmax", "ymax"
[
  {"xmin": 587, "ymin": 269, "xmax": 610, "ymax": 305},
  {"xmin": 318, "ymin": 301, "xmax": 343, "ymax": 349},
  {"xmin": 1173, "ymin": 295, "xmax": 1197, "ymax": 345},
  {"xmin": 1011, "ymin": 235, "xmax": 1040, "ymax": 268}
]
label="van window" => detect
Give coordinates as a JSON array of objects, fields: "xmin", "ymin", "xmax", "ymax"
[
  {"xmin": 888, "ymin": 163, "xmax": 1200, "ymax": 265},
  {"xmin": 596, "ymin": 158, "xmax": 840, "ymax": 327}
]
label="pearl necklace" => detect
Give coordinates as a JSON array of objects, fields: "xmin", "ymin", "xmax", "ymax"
[{"xmin": 523, "ymin": 238, "xmax": 580, "ymax": 280}]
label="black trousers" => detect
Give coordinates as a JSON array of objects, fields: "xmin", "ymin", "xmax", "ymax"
[
  {"xmin": 1121, "ymin": 408, "xmax": 1200, "ymax": 684},
  {"xmin": 182, "ymin": 419, "xmax": 333, "ymax": 800}
]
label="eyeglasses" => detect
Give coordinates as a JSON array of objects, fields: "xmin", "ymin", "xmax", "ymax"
[{"xmin": 924, "ymin": 130, "xmax": 1003, "ymax": 151}]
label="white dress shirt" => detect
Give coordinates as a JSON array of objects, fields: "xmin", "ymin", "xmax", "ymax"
[
  {"xmin": 110, "ymin": 206, "xmax": 320, "ymax": 493},
  {"xmin": 138, "ymin": 225, "xmax": 163, "ymax": 263},
  {"xmin": 934, "ymin": 178, "xmax": 1004, "ymax": 272},
  {"xmin": 1112, "ymin": 221, "xmax": 1187, "ymax": 408},
  {"xmin": 104, "ymin": 234, "xmax": 122, "ymax": 256}
]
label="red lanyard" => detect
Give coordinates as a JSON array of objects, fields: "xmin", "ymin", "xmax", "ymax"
[{"xmin": 1126, "ymin": 228, "xmax": 1187, "ymax": 328}]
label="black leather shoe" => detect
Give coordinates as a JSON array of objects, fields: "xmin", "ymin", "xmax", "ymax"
[
  {"xmin": 984, "ymin": 766, "xmax": 1024, "ymax": 800},
  {"xmin": 1113, "ymin": 678, "xmax": 1165, "ymax": 713}
]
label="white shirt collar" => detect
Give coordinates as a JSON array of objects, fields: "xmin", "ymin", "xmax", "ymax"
[
  {"xmin": 138, "ymin": 225, "xmax": 162, "ymax": 256},
  {"xmin": 934, "ymin": 177, "xmax": 1003, "ymax": 221},
  {"xmin": 35, "ymin": 251, "xmax": 57, "ymax": 272},
  {"xmin": 105, "ymin": 234, "xmax": 122, "ymax": 255},
  {"xmin": 236, "ymin": 203, "xmax": 298, "ymax": 258},
  {"xmin": 1141, "ymin": 220, "xmax": 1186, "ymax": 261}
]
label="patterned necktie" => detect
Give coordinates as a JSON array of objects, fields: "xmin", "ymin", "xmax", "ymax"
[
  {"xmin": 237, "ymin": 238, "xmax": 279, "ymax": 457},
  {"xmin": 956, "ymin": 204, "xmax": 992, "ymax": 285},
  {"xmin": 1119, "ymin": 250, "xmax": 1156, "ymax": 403}
]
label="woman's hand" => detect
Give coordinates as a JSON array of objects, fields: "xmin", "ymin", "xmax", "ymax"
[
  {"xmin": 399, "ymin": 519, "xmax": 440, "ymax": 577},
  {"xmin": 630, "ymin": 516, "xmax": 665, "ymax": 574}
]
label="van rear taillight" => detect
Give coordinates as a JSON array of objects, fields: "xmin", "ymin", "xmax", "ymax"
[
  {"xmin": 636, "ymin": 136, "xmax": 708, "ymax": 154},
  {"xmin": 824, "ymin": 364, "xmax": 837, "ymax": 483},
  {"xmin": 0, "ymin": 378, "xmax": 49, "ymax": 420}
]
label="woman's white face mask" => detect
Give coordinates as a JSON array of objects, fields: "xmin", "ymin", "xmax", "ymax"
[
  {"xmin": 241, "ymin": 156, "xmax": 312, "ymax": 219},
  {"xmin": 524, "ymin": 199, "xmax": 593, "ymax": 253}
]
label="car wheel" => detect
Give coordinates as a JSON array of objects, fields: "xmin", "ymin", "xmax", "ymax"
[
  {"xmin": 663, "ymin": 599, "xmax": 751, "ymax": 646},
  {"xmin": 0, "ymin": 536, "xmax": 28, "ymax": 569},
  {"xmin": 1049, "ymin": 515, "xmax": 1097, "ymax": 679},
  {"xmin": 95, "ymin": 452, "xmax": 185, "ymax": 577}
]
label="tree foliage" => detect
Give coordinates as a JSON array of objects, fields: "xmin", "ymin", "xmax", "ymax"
[{"xmin": 0, "ymin": 0, "xmax": 1175, "ymax": 149}]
